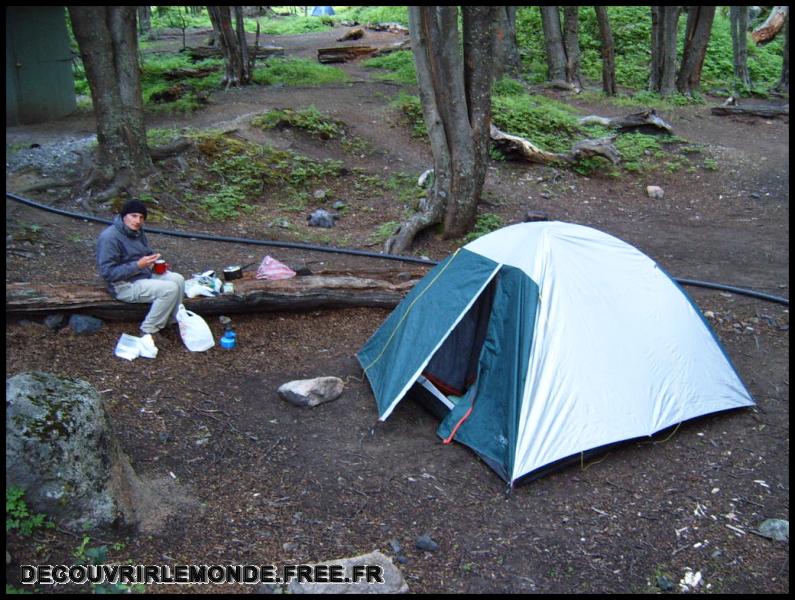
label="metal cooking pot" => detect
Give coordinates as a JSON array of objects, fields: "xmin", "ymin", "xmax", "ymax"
[{"xmin": 223, "ymin": 262, "xmax": 255, "ymax": 281}]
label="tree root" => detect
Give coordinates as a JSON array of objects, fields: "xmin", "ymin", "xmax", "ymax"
[{"xmin": 384, "ymin": 195, "xmax": 445, "ymax": 256}]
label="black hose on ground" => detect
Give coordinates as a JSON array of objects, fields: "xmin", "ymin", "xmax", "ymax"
[{"xmin": 6, "ymin": 191, "xmax": 789, "ymax": 306}]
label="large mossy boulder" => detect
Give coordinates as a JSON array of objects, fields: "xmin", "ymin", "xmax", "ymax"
[{"xmin": 6, "ymin": 372, "xmax": 199, "ymax": 532}]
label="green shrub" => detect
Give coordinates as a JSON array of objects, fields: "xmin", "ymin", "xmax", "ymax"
[
  {"xmin": 464, "ymin": 213, "xmax": 505, "ymax": 243},
  {"xmin": 6, "ymin": 486, "xmax": 53, "ymax": 537}
]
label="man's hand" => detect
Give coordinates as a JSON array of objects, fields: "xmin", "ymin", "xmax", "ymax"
[{"xmin": 137, "ymin": 254, "xmax": 161, "ymax": 270}]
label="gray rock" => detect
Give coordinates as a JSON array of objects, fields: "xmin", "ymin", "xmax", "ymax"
[
  {"xmin": 69, "ymin": 314, "xmax": 104, "ymax": 335},
  {"xmin": 257, "ymin": 550, "xmax": 409, "ymax": 594},
  {"xmin": 646, "ymin": 185, "xmax": 664, "ymax": 199},
  {"xmin": 307, "ymin": 209, "xmax": 338, "ymax": 228},
  {"xmin": 6, "ymin": 372, "xmax": 199, "ymax": 533},
  {"xmin": 44, "ymin": 314, "xmax": 67, "ymax": 330},
  {"xmin": 313, "ymin": 189, "xmax": 328, "ymax": 201},
  {"xmin": 657, "ymin": 575, "xmax": 674, "ymax": 592},
  {"xmin": 278, "ymin": 377, "xmax": 344, "ymax": 407},
  {"xmin": 415, "ymin": 534, "xmax": 440, "ymax": 552},
  {"xmin": 332, "ymin": 200, "xmax": 346, "ymax": 210},
  {"xmin": 758, "ymin": 518, "xmax": 789, "ymax": 542}
]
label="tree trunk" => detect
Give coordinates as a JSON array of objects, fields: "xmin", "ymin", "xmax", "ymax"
[
  {"xmin": 137, "ymin": 7, "xmax": 151, "ymax": 34},
  {"xmin": 234, "ymin": 6, "xmax": 251, "ymax": 82},
  {"xmin": 776, "ymin": 12, "xmax": 789, "ymax": 91},
  {"xmin": 676, "ymin": 6, "xmax": 716, "ymax": 95},
  {"xmin": 385, "ymin": 6, "xmax": 496, "ymax": 254},
  {"xmin": 594, "ymin": 6, "xmax": 617, "ymax": 95},
  {"xmin": 649, "ymin": 6, "xmax": 681, "ymax": 96},
  {"xmin": 540, "ymin": 6, "xmax": 567, "ymax": 82},
  {"xmin": 730, "ymin": 6, "xmax": 751, "ymax": 89},
  {"xmin": 68, "ymin": 6, "xmax": 153, "ymax": 201},
  {"xmin": 562, "ymin": 6, "xmax": 582, "ymax": 89},
  {"xmin": 207, "ymin": 6, "xmax": 249, "ymax": 87},
  {"xmin": 493, "ymin": 6, "xmax": 521, "ymax": 80}
]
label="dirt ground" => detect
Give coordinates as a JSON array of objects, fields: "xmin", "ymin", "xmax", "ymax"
[{"xmin": 5, "ymin": 27, "xmax": 789, "ymax": 593}]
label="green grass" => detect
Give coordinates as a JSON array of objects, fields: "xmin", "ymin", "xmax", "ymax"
[
  {"xmin": 464, "ymin": 213, "xmax": 505, "ymax": 243},
  {"xmin": 252, "ymin": 106, "xmax": 343, "ymax": 139},
  {"xmin": 253, "ymin": 57, "xmax": 349, "ymax": 86},
  {"xmin": 188, "ymin": 132, "xmax": 345, "ymax": 221},
  {"xmin": 256, "ymin": 14, "xmax": 334, "ymax": 35},
  {"xmin": 364, "ymin": 50, "xmax": 417, "ymax": 84},
  {"xmin": 335, "ymin": 6, "xmax": 409, "ymax": 26}
]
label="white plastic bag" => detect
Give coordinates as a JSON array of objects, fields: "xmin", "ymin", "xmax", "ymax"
[{"xmin": 176, "ymin": 304, "xmax": 215, "ymax": 352}]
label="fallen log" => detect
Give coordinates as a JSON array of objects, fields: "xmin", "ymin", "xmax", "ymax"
[
  {"xmin": 366, "ymin": 22, "xmax": 410, "ymax": 35},
  {"xmin": 372, "ymin": 39, "xmax": 411, "ymax": 57},
  {"xmin": 6, "ymin": 273, "xmax": 422, "ymax": 322},
  {"xmin": 490, "ymin": 125, "xmax": 620, "ymax": 166},
  {"xmin": 579, "ymin": 109, "xmax": 674, "ymax": 134},
  {"xmin": 317, "ymin": 46, "xmax": 379, "ymax": 63},
  {"xmin": 752, "ymin": 6, "xmax": 788, "ymax": 45},
  {"xmin": 711, "ymin": 102, "xmax": 789, "ymax": 119},
  {"xmin": 186, "ymin": 45, "xmax": 284, "ymax": 62}
]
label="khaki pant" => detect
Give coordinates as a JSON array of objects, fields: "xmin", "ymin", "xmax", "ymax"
[{"xmin": 113, "ymin": 272, "xmax": 186, "ymax": 334}]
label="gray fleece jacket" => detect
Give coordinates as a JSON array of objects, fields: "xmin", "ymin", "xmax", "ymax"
[{"xmin": 96, "ymin": 215, "xmax": 154, "ymax": 296}]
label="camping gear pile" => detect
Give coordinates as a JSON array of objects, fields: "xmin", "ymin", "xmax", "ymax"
[{"xmin": 357, "ymin": 221, "xmax": 755, "ymax": 485}]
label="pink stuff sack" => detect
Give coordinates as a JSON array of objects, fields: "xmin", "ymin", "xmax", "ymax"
[{"xmin": 256, "ymin": 255, "xmax": 297, "ymax": 280}]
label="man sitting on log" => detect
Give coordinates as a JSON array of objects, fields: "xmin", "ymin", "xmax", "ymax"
[{"xmin": 96, "ymin": 199, "xmax": 185, "ymax": 338}]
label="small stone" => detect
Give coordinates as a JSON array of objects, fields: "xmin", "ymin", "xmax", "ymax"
[
  {"xmin": 332, "ymin": 200, "xmax": 346, "ymax": 210},
  {"xmin": 415, "ymin": 534, "xmax": 440, "ymax": 552},
  {"xmin": 750, "ymin": 192, "xmax": 760, "ymax": 199},
  {"xmin": 704, "ymin": 311, "xmax": 715, "ymax": 319},
  {"xmin": 278, "ymin": 377, "xmax": 344, "ymax": 408},
  {"xmin": 68, "ymin": 314, "xmax": 104, "ymax": 335},
  {"xmin": 758, "ymin": 518, "xmax": 789, "ymax": 542},
  {"xmin": 313, "ymin": 189, "xmax": 327, "ymax": 201},
  {"xmin": 646, "ymin": 186, "xmax": 664, "ymax": 199},
  {"xmin": 44, "ymin": 314, "xmax": 67, "ymax": 330},
  {"xmin": 307, "ymin": 209, "xmax": 337, "ymax": 228},
  {"xmin": 282, "ymin": 541, "xmax": 299, "ymax": 552},
  {"xmin": 657, "ymin": 575, "xmax": 674, "ymax": 592}
]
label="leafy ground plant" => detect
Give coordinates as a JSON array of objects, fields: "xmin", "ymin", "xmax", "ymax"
[{"xmin": 6, "ymin": 485, "xmax": 53, "ymax": 537}]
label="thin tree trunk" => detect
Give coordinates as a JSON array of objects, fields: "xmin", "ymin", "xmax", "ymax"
[
  {"xmin": 730, "ymin": 6, "xmax": 751, "ymax": 89},
  {"xmin": 594, "ymin": 6, "xmax": 617, "ymax": 95},
  {"xmin": 207, "ymin": 6, "xmax": 247, "ymax": 87},
  {"xmin": 775, "ymin": 11, "xmax": 789, "ymax": 91},
  {"xmin": 234, "ymin": 6, "xmax": 250, "ymax": 83},
  {"xmin": 540, "ymin": 6, "xmax": 567, "ymax": 82},
  {"xmin": 385, "ymin": 6, "xmax": 496, "ymax": 254},
  {"xmin": 68, "ymin": 6, "xmax": 153, "ymax": 199},
  {"xmin": 137, "ymin": 7, "xmax": 151, "ymax": 35},
  {"xmin": 562, "ymin": 6, "xmax": 582, "ymax": 89},
  {"xmin": 493, "ymin": 6, "xmax": 521, "ymax": 80},
  {"xmin": 676, "ymin": 6, "xmax": 716, "ymax": 95},
  {"xmin": 649, "ymin": 6, "xmax": 681, "ymax": 96}
]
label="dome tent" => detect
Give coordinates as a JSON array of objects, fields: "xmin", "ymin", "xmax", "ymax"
[
  {"xmin": 311, "ymin": 6, "xmax": 335, "ymax": 16},
  {"xmin": 357, "ymin": 221, "xmax": 754, "ymax": 485}
]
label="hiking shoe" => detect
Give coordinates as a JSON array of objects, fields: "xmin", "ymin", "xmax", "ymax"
[{"xmin": 138, "ymin": 334, "xmax": 159, "ymax": 359}]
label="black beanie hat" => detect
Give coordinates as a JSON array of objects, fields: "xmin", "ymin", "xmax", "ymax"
[{"xmin": 120, "ymin": 199, "xmax": 148, "ymax": 219}]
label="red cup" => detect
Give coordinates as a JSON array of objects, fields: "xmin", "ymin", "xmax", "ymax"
[{"xmin": 153, "ymin": 259, "xmax": 168, "ymax": 275}]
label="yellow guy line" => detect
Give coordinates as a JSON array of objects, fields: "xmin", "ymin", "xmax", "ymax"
[{"xmin": 363, "ymin": 248, "xmax": 461, "ymax": 374}]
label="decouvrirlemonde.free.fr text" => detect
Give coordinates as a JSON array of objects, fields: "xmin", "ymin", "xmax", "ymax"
[{"xmin": 21, "ymin": 563, "xmax": 385, "ymax": 586}]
